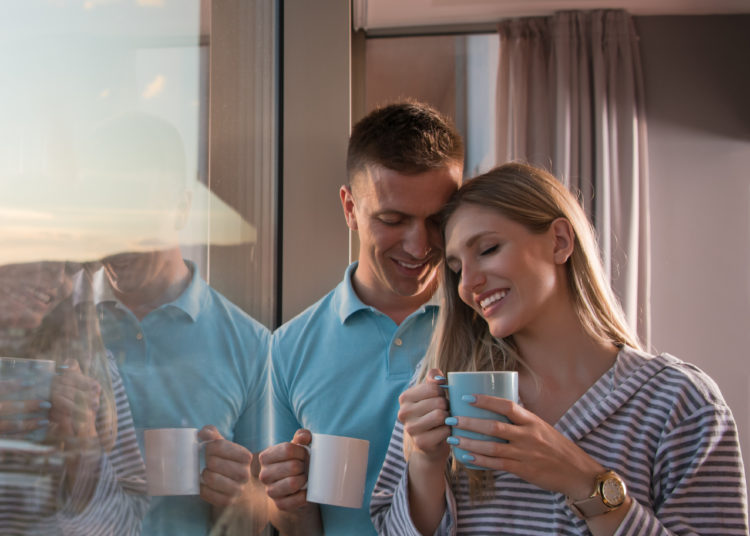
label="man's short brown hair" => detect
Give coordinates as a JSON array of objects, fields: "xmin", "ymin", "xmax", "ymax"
[{"xmin": 346, "ymin": 100, "xmax": 464, "ymax": 185}]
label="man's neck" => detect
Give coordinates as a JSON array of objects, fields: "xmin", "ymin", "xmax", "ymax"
[{"xmin": 350, "ymin": 272, "xmax": 435, "ymax": 326}]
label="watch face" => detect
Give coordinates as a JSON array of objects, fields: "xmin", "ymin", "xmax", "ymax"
[{"xmin": 601, "ymin": 477, "xmax": 626, "ymax": 507}]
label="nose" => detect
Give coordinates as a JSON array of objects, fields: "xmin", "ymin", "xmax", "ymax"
[
  {"xmin": 459, "ymin": 260, "xmax": 485, "ymax": 297},
  {"xmin": 402, "ymin": 221, "xmax": 432, "ymax": 259}
]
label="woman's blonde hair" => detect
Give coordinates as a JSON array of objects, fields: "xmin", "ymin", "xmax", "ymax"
[
  {"xmin": 28, "ymin": 264, "xmax": 118, "ymax": 453},
  {"xmin": 418, "ymin": 162, "xmax": 640, "ymax": 493}
]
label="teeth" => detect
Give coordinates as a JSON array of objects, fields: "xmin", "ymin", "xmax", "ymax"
[
  {"xmin": 479, "ymin": 290, "xmax": 507, "ymax": 309},
  {"xmin": 397, "ymin": 260, "xmax": 423, "ymax": 270}
]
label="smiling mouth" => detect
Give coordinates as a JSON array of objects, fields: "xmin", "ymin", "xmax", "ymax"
[
  {"xmin": 479, "ymin": 289, "xmax": 508, "ymax": 311},
  {"xmin": 396, "ymin": 260, "xmax": 426, "ymax": 270}
]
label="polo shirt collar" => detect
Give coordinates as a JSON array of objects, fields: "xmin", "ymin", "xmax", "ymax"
[
  {"xmin": 87, "ymin": 259, "xmax": 203, "ymax": 322},
  {"xmin": 333, "ymin": 261, "xmax": 439, "ymax": 324}
]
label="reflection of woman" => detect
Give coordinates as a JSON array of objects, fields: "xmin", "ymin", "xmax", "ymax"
[
  {"xmin": 371, "ymin": 163, "xmax": 748, "ymax": 535},
  {"xmin": 0, "ymin": 262, "xmax": 147, "ymax": 535}
]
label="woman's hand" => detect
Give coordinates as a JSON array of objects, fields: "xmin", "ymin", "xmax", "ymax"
[
  {"xmin": 0, "ymin": 380, "xmax": 51, "ymax": 438},
  {"xmin": 398, "ymin": 368, "xmax": 451, "ymax": 467},
  {"xmin": 448, "ymin": 395, "xmax": 604, "ymax": 499},
  {"xmin": 48, "ymin": 359, "xmax": 102, "ymax": 447},
  {"xmin": 399, "ymin": 369, "xmax": 452, "ymax": 535}
]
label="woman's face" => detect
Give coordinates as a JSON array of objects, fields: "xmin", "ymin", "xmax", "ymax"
[
  {"xmin": 0, "ymin": 262, "xmax": 71, "ymax": 330},
  {"xmin": 444, "ymin": 203, "xmax": 569, "ymax": 340}
]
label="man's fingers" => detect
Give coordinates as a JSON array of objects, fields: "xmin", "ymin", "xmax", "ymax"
[
  {"xmin": 271, "ymin": 488, "xmax": 310, "ymax": 512},
  {"xmin": 204, "ymin": 452, "xmax": 252, "ymax": 484},
  {"xmin": 291, "ymin": 428, "xmax": 312, "ymax": 446},
  {"xmin": 199, "ymin": 481, "xmax": 235, "ymax": 508},
  {"xmin": 265, "ymin": 474, "xmax": 309, "ymax": 503},
  {"xmin": 258, "ymin": 457, "xmax": 307, "ymax": 487},
  {"xmin": 259, "ymin": 441, "xmax": 308, "ymax": 467}
]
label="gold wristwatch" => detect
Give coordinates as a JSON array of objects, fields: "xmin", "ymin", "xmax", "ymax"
[{"xmin": 566, "ymin": 470, "xmax": 627, "ymax": 519}]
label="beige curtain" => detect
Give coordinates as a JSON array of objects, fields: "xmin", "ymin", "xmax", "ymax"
[{"xmin": 496, "ymin": 10, "xmax": 651, "ymax": 348}]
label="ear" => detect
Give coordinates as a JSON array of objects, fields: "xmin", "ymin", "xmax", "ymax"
[
  {"xmin": 551, "ymin": 217, "xmax": 574, "ymax": 264},
  {"xmin": 340, "ymin": 185, "xmax": 358, "ymax": 231}
]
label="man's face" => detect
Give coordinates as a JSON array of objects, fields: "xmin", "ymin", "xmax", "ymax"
[
  {"xmin": 341, "ymin": 164, "xmax": 462, "ymax": 308},
  {"xmin": 101, "ymin": 251, "xmax": 171, "ymax": 300}
]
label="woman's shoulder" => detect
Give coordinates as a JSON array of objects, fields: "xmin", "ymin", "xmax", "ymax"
[{"xmin": 616, "ymin": 345, "xmax": 730, "ymax": 412}]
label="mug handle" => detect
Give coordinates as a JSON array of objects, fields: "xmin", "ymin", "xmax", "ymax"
[
  {"xmin": 196, "ymin": 438, "xmax": 214, "ymax": 485},
  {"xmin": 299, "ymin": 443, "xmax": 312, "ymax": 490}
]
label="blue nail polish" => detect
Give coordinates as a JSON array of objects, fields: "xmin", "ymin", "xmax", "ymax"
[
  {"xmin": 433, "ymin": 375, "xmax": 446, "ymax": 381},
  {"xmin": 446, "ymin": 436, "xmax": 459, "ymax": 445},
  {"xmin": 39, "ymin": 401, "xmax": 52, "ymax": 409},
  {"xmin": 461, "ymin": 453, "xmax": 475, "ymax": 462},
  {"xmin": 36, "ymin": 419, "xmax": 50, "ymax": 427},
  {"xmin": 461, "ymin": 394, "xmax": 477, "ymax": 403},
  {"xmin": 444, "ymin": 417, "xmax": 458, "ymax": 426}
]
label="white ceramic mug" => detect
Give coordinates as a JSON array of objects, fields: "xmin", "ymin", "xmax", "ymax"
[
  {"xmin": 144, "ymin": 427, "xmax": 204, "ymax": 496},
  {"xmin": 301, "ymin": 433, "xmax": 369, "ymax": 509}
]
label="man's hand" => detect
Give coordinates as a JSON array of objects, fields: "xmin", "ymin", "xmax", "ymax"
[
  {"xmin": 198, "ymin": 425, "xmax": 253, "ymax": 507},
  {"xmin": 258, "ymin": 429, "xmax": 323, "ymax": 535},
  {"xmin": 258, "ymin": 428, "xmax": 312, "ymax": 512}
]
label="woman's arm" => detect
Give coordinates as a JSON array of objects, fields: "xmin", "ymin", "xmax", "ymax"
[{"xmin": 371, "ymin": 370, "xmax": 454, "ymax": 536}]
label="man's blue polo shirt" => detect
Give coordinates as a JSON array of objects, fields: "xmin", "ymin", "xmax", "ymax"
[
  {"xmin": 94, "ymin": 262, "xmax": 270, "ymax": 536},
  {"xmin": 270, "ymin": 262, "xmax": 438, "ymax": 536}
]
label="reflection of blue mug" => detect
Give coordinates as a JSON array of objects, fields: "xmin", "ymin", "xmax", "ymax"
[
  {"xmin": 0, "ymin": 357, "xmax": 56, "ymax": 443},
  {"xmin": 447, "ymin": 371, "xmax": 518, "ymax": 470}
]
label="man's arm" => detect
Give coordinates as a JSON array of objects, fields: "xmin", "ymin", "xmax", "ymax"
[{"xmin": 259, "ymin": 429, "xmax": 323, "ymax": 536}]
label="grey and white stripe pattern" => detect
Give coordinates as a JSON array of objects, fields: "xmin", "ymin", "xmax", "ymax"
[
  {"xmin": 371, "ymin": 347, "xmax": 749, "ymax": 535},
  {"xmin": 1, "ymin": 357, "xmax": 147, "ymax": 535}
]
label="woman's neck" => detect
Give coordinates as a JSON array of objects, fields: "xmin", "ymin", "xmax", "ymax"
[{"xmin": 513, "ymin": 310, "xmax": 619, "ymax": 424}]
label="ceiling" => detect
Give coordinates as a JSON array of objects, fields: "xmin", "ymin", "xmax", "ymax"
[{"xmin": 353, "ymin": 0, "xmax": 750, "ymax": 31}]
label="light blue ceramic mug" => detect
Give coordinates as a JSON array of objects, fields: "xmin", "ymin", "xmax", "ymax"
[
  {"xmin": 0, "ymin": 357, "xmax": 55, "ymax": 443},
  {"xmin": 446, "ymin": 371, "xmax": 518, "ymax": 470}
]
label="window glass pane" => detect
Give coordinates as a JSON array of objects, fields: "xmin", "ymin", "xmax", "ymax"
[
  {"xmin": 0, "ymin": 1, "xmax": 276, "ymax": 533},
  {"xmin": 364, "ymin": 33, "xmax": 498, "ymax": 175}
]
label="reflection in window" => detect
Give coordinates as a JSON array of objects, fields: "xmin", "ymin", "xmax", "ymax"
[{"xmin": 0, "ymin": 1, "xmax": 276, "ymax": 534}]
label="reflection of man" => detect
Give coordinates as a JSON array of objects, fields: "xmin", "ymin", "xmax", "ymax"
[
  {"xmin": 259, "ymin": 101, "xmax": 464, "ymax": 535},
  {"xmin": 84, "ymin": 113, "xmax": 270, "ymax": 535}
]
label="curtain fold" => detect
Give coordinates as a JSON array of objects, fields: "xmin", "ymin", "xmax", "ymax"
[{"xmin": 496, "ymin": 10, "xmax": 651, "ymax": 348}]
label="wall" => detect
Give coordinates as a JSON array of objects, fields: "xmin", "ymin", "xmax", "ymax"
[
  {"xmin": 282, "ymin": 0, "xmax": 352, "ymax": 322},
  {"xmin": 637, "ymin": 14, "xmax": 750, "ymax": 486}
]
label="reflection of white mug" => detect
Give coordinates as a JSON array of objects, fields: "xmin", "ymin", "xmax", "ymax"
[
  {"xmin": 144, "ymin": 428, "xmax": 203, "ymax": 496},
  {"xmin": 301, "ymin": 433, "xmax": 369, "ymax": 509}
]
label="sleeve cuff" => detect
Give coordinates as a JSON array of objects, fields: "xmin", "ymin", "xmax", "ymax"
[{"xmin": 390, "ymin": 463, "xmax": 455, "ymax": 536}]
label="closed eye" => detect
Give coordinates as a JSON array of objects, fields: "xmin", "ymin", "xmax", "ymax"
[
  {"xmin": 480, "ymin": 244, "xmax": 499, "ymax": 256},
  {"xmin": 376, "ymin": 213, "xmax": 406, "ymax": 226}
]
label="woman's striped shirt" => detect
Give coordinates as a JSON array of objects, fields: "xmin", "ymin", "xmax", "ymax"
[
  {"xmin": 0, "ymin": 356, "xmax": 148, "ymax": 535},
  {"xmin": 371, "ymin": 346, "xmax": 748, "ymax": 535}
]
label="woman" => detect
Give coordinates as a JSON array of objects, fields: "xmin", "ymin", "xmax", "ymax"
[
  {"xmin": 370, "ymin": 163, "xmax": 748, "ymax": 535},
  {"xmin": 0, "ymin": 261, "xmax": 147, "ymax": 535}
]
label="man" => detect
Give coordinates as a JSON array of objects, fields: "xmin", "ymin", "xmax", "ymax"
[
  {"xmin": 259, "ymin": 101, "xmax": 464, "ymax": 535},
  {"xmin": 83, "ymin": 112, "xmax": 270, "ymax": 535}
]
